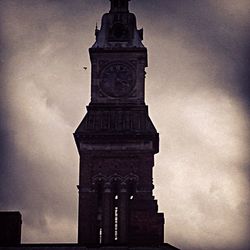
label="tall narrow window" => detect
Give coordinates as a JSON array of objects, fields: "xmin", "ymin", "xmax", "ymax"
[
  {"xmin": 97, "ymin": 184, "xmax": 103, "ymax": 245},
  {"xmin": 114, "ymin": 194, "xmax": 119, "ymax": 241},
  {"xmin": 99, "ymin": 228, "xmax": 102, "ymax": 244},
  {"xmin": 114, "ymin": 206, "xmax": 119, "ymax": 241}
]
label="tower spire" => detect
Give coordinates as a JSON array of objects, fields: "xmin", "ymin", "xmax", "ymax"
[
  {"xmin": 110, "ymin": 0, "xmax": 131, "ymax": 13},
  {"xmin": 93, "ymin": 0, "xmax": 143, "ymax": 48}
]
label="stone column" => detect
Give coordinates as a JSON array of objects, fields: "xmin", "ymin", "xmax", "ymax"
[
  {"xmin": 78, "ymin": 187, "xmax": 99, "ymax": 245},
  {"xmin": 102, "ymin": 182, "xmax": 113, "ymax": 244},
  {"xmin": 118, "ymin": 182, "xmax": 129, "ymax": 244}
]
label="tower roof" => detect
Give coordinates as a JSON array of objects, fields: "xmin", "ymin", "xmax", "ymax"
[{"xmin": 92, "ymin": 0, "xmax": 144, "ymax": 48}]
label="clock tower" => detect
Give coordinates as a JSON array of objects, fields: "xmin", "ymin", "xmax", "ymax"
[{"xmin": 74, "ymin": 0, "xmax": 164, "ymax": 246}]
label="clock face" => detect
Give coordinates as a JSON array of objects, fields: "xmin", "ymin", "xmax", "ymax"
[{"xmin": 100, "ymin": 62, "xmax": 135, "ymax": 98}]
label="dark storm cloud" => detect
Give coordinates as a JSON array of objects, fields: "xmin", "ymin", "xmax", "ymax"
[{"xmin": 0, "ymin": 0, "xmax": 249, "ymax": 249}]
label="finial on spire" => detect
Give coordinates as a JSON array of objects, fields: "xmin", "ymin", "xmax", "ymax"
[
  {"xmin": 95, "ymin": 22, "xmax": 99, "ymax": 38},
  {"xmin": 110, "ymin": 0, "xmax": 131, "ymax": 13}
]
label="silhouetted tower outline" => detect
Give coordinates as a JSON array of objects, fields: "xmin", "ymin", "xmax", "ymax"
[{"xmin": 74, "ymin": 0, "xmax": 164, "ymax": 246}]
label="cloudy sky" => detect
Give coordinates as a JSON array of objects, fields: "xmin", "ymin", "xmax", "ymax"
[{"xmin": 0, "ymin": 0, "xmax": 249, "ymax": 249}]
